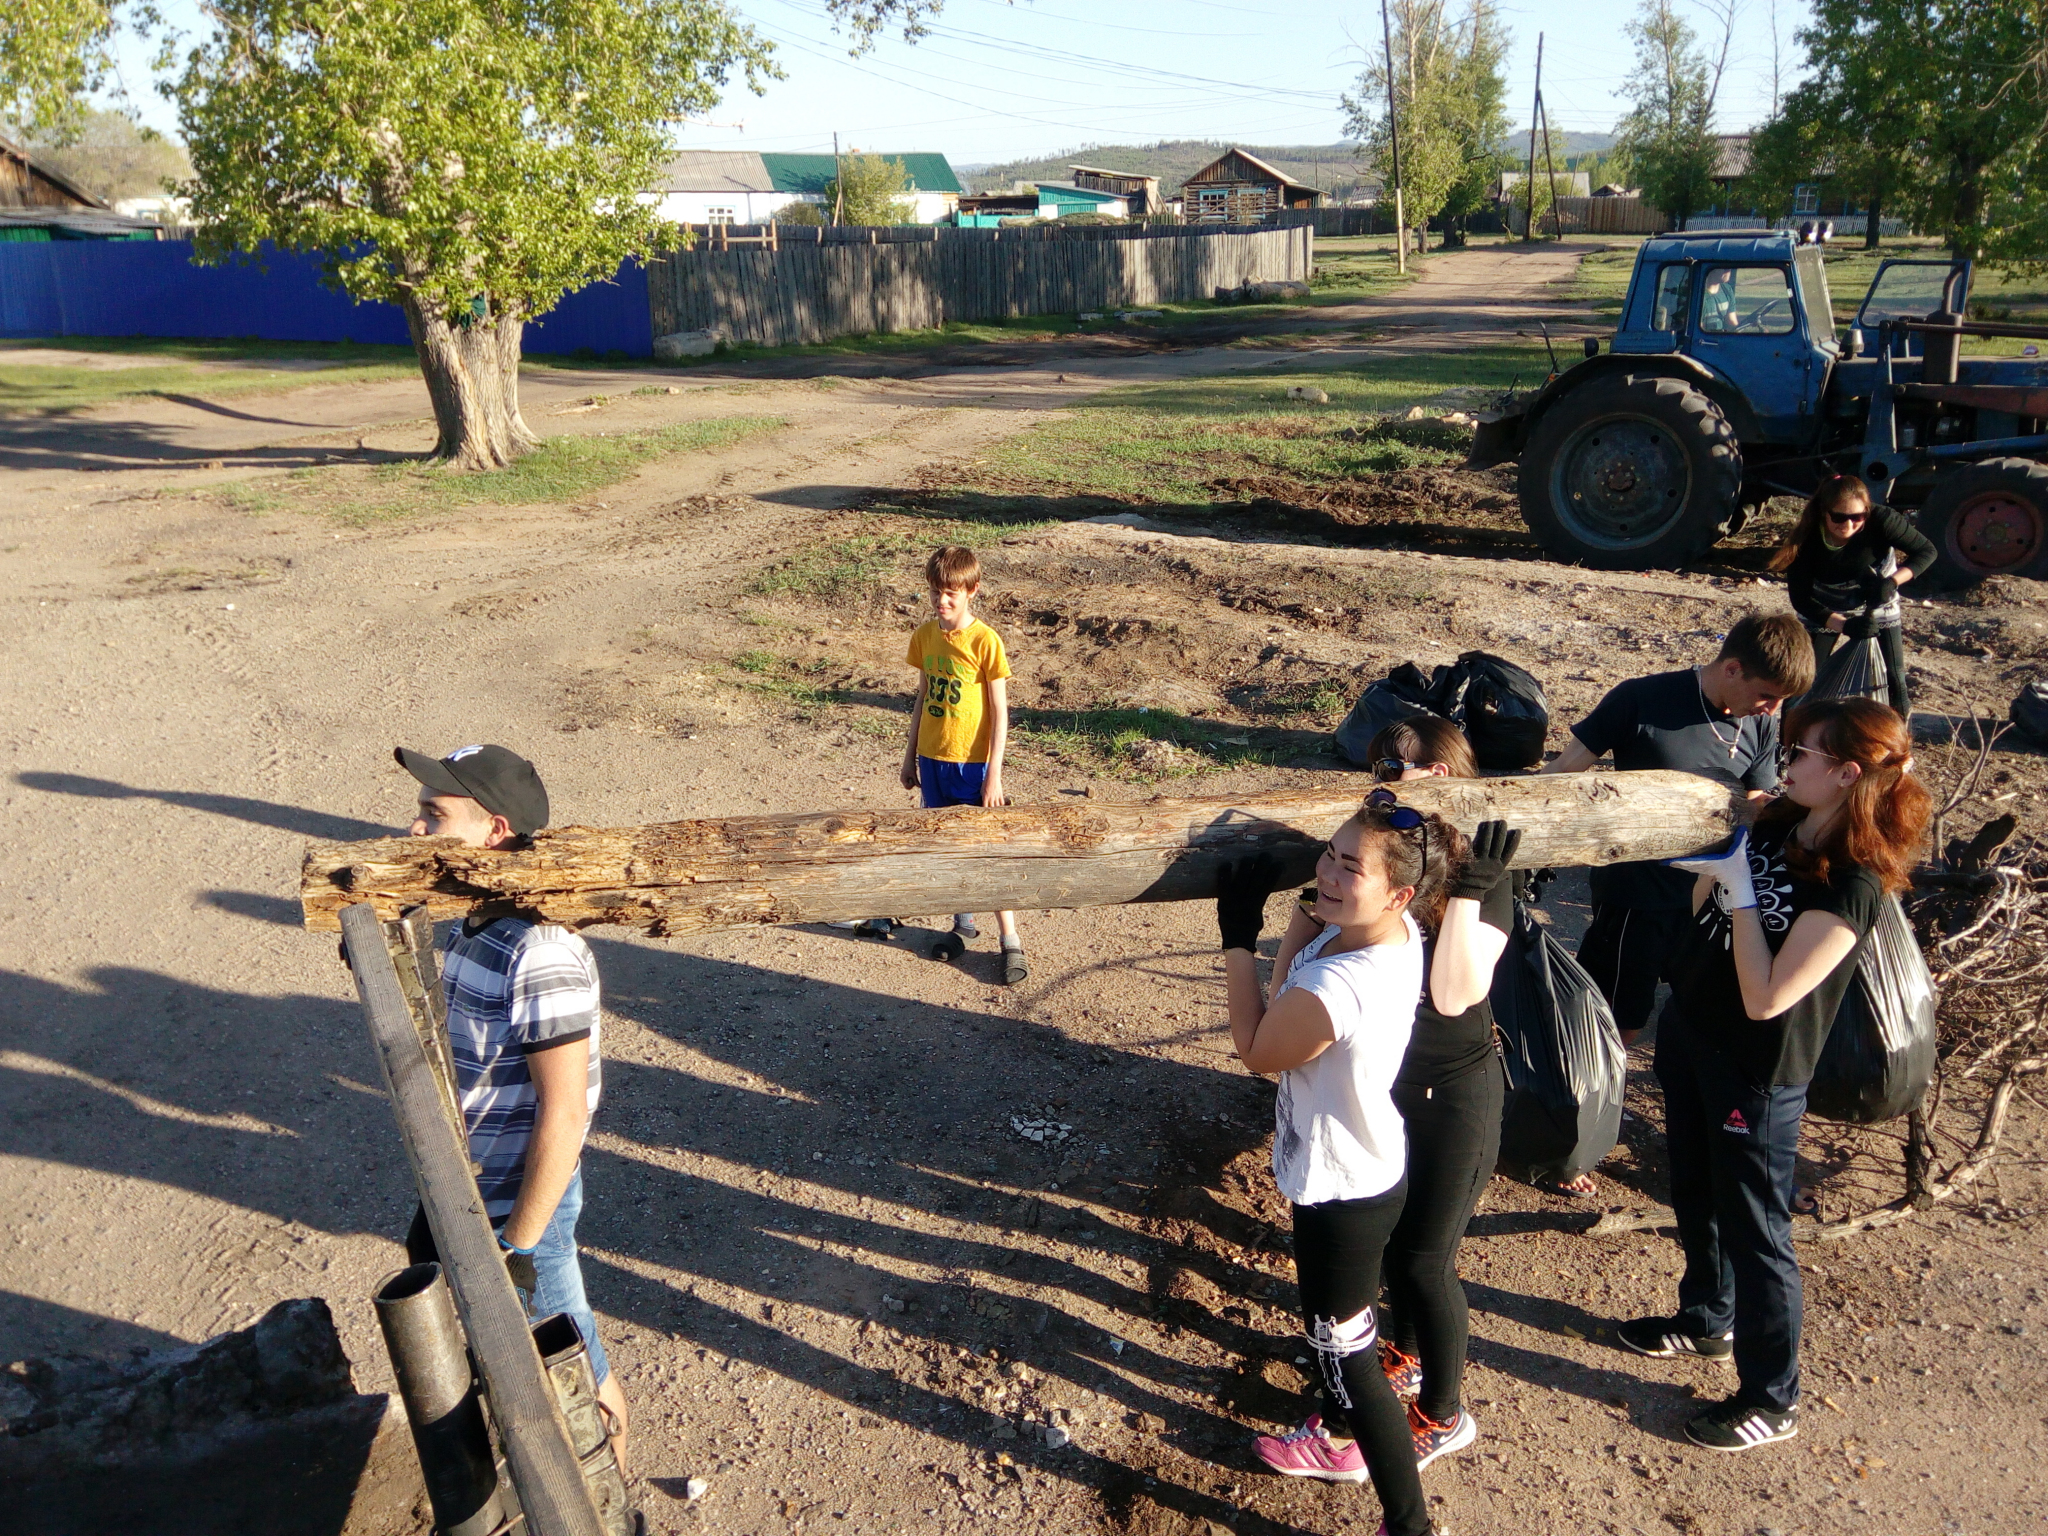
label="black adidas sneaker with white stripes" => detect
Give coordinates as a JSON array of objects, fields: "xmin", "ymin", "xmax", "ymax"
[
  {"xmin": 1683, "ymin": 1396, "xmax": 1798, "ymax": 1452},
  {"xmin": 1615, "ymin": 1315, "xmax": 1734, "ymax": 1360}
]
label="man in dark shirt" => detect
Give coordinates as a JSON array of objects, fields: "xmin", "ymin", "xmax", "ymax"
[{"xmin": 1540, "ymin": 613, "xmax": 1816, "ymax": 1048}]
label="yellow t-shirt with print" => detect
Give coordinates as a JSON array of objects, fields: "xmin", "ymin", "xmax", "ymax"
[{"xmin": 906, "ymin": 618, "xmax": 1011, "ymax": 763}]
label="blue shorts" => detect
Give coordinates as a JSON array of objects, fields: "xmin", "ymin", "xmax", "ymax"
[{"xmin": 919, "ymin": 756, "xmax": 988, "ymax": 809}]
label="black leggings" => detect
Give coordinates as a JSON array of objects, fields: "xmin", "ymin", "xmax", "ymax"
[
  {"xmin": 1385, "ymin": 1054, "xmax": 1505, "ymax": 1421},
  {"xmin": 1292, "ymin": 1182, "xmax": 1431, "ymax": 1536},
  {"xmin": 1808, "ymin": 623, "xmax": 1910, "ymax": 719}
]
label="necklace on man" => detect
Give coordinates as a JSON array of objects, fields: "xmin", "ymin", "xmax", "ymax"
[{"xmin": 1694, "ymin": 666, "xmax": 1742, "ymax": 759}]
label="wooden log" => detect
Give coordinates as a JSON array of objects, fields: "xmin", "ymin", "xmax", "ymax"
[
  {"xmin": 339, "ymin": 904, "xmax": 604, "ymax": 1536},
  {"xmin": 302, "ymin": 771, "xmax": 1744, "ymax": 936}
]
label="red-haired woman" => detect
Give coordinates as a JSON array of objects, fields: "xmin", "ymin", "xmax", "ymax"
[
  {"xmin": 1617, "ymin": 698, "xmax": 1929, "ymax": 1453},
  {"xmin": 1769, "ymin": 475, "xmax": 1934, "ymax": 718}
]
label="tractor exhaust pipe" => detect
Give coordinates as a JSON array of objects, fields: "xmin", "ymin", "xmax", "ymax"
[{"xmin": 375, "ymin": 1263, "xmax": 510, "ymax": 1536}]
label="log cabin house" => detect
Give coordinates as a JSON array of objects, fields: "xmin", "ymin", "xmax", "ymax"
[{"xmin": 1181, "ymin": 148, "xmax": 1321, "ymax": 224}]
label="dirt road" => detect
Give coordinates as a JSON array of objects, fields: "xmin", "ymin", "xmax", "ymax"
[{"xmin": 4, "ymin": 242, "xmax": 2045, "ymax": 1536}]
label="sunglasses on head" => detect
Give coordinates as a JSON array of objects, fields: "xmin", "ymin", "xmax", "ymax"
[
  {"xmin": 1371, "ymin": 756, "xmax": 1414, "ymax": 782},
  {"xmin": 1360, "ymin": 787, "xmax": 1429, "ymax": 878}
]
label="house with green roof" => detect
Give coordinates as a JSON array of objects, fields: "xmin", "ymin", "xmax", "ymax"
[{"xmin": 643, "ymin": 149, "xmax": 962, "ymax": 226}]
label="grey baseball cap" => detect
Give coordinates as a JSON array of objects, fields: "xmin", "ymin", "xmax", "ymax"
[{"xmin": 395, "ymin": 743, "xmax": 549, "ymax": 835}]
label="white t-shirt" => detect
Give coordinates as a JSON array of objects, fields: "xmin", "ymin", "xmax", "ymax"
[{"xmin": 1268, "ymin": 914, "xmax": 1423, "ymax": 1205}]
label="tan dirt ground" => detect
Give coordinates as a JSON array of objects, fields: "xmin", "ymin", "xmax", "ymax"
[{"xmin": 3, "ymin": 243, "xmax": 2046, "ymax": 1536}]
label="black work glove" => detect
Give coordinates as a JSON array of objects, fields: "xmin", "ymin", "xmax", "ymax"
[
  {"xmin": 1862, "ymin": 574, "xmax": 1898, "ymax": 608},
  {"xmin": 1450, "ymin": 820, "xmax": 1521, "ymax": 903},
  {"xmin": 1844, "ymin": 612, "xmax": 1882, "ymax": 641},
  {"xmin": 500, "ymin": 1238, "xmax": 538, "ymax": 1300},
  {"xmin": 1215, "ymin": 853, "xmax": 1286, "ymax": 952}
]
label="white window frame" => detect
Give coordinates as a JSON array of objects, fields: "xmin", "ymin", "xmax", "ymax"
[{"xmin": 1791, "ymin": 183, "xmax": 1820, "ymax": 215}]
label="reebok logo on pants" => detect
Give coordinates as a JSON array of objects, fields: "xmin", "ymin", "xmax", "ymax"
[{"xmin": 1722, "ymin": 1109, "xmax": 1751, "ymax": 1135}]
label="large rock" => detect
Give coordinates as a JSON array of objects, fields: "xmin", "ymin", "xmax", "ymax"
[
  {"xmin": 1242, "ymin": 279, "xmax": 1311, "ymax": 302},
  {"xmin": 652, "ymin": 329, "xmax": 724, "ymax": 361},
  {"xmin": 0, "ymin": 1298, "xmax": 422, "ymax": 1535}
]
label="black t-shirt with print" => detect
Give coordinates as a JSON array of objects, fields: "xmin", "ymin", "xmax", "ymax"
[
  {"xmin": 1400, "ymin": 878, "xmax": 1513, "ymax": 1087},
  {"xmin": 1571, "ymin": 669, "xmax": 1780, "ymax": 909},
  {"xmin": 1671, "ymin": 824, "xmax": 1886, "ymax": 1087}
]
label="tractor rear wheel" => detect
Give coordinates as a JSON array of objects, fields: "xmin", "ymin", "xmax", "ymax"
[
  {"xmin": 1917, "ymin": 458, "xmax": 2048, "ymax": 587},
  {"xmin": 1517, "ymin": 374, "xmax": 1742, "ymax": 569}
]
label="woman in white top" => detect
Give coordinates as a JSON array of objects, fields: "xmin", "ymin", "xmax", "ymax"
[{"xmin": 1214, "ymin": 790, "xmax": 1457, "ymax": 1536}]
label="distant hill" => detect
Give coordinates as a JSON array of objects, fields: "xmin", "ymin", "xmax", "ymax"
[
  {"xmin": 1512, "ymin": 130, "xmax": 1617, "ymax": 155},
  {"xmin": 964, "ymin": 140, "xmax": 1379, "ymax": 200}
]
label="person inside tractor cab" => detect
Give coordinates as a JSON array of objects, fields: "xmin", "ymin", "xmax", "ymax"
[
  {"xmin": 1769, "ymin": 474, "xmax": 1934, "ymax": 720},
  {"xmin": 1700, "ymin": 267, "xmax": 1739, "ymax": 331}
]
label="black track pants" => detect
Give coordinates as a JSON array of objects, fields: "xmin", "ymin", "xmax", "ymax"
[
  {"xmin": 1291, "ymin": 1182, "xmax": 1431, "ymax": 1536},
  {"xmin": 1386, "ymin": 1054, "xmax": 1505, "ymax": 1421}
]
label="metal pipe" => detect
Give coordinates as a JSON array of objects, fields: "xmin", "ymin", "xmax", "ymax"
[
  {"xmin": 376, "ymin": 1263, "xmax": 509, "ymax": 1536},
  {"xmin": 533, "ymin": 1314, "xmax": 636, "ymax": 1536}
]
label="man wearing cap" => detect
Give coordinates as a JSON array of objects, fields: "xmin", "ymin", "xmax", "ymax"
[{"xmin": 395, "ymin": 743, "xmax": 630, "ymax": 1466}]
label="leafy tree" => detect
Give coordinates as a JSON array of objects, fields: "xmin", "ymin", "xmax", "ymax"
[
  {"xmin": 2, "ymin": 0, "xmax": 126, "ymax": 131},
  {"xmin": 824, "ymin": 151, "xmax": 914, "ymax": 225},
  {"xmin": 1612, "ymin": 0, "xmax": 1729, "ymax": 231},
  {"xmin": 1751, "ymin": 0, "xmax": 2048, "ymax": 262},
  {"xmin": 169, "ymin": 0, "xmax": 784, "ymax": 470},
  {"xmin": 773, "ymin": 199, "xmax": 827, "ymax": 226},
  {"xmin": 1343, "ymin": 0, "xmax": 1512, "ymax": 253},
  {"xmin": 19, "ymin": 105, "xmax": 190, "ymax": 204}
]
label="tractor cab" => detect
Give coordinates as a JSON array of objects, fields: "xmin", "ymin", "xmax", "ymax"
[{"xmin": 1611, "ymin": 231, "xmax": 1837, "ymax": 445}]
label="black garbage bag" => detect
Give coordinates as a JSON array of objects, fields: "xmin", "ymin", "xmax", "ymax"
[
  {"xmin": 1334, "ymin": 651, "xmax": 1549, "ymax": 770},
  {"xmin": 1808, "ymin": 631, "xmax": 1891, "ymax": 705},
  {"xmin": 2010, "ymin": 677, "xmax": 2048, "ymax": 745},
  {"xmin": 1490, "ymin": 901, "xmax": 1628, "ymax": 1182},
  {"xmin": 1436, "ymin": 650, "xmax": 1551, "ymax": 769},
  {"xmin": 1333, "ymin": 662, "xmax": 1440, "ymax": 768},
  {"xmin": 1806, "ymin": 895, "xmax": 1937, "ymax": 1124}
]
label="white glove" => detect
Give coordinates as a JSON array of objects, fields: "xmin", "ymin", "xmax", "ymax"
[{"xmin": 1667, "ymin": 826, "xmax": 1757, "ymax": 911}]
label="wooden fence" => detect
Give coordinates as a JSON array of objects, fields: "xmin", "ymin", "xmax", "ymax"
[
  {"xmin": 644, "ymin": 222, "xmax": 1314, "ymax": 348},
  {"xmin": 1507, "ymin": 196, "xmax": 1669, "ymax": 237}
]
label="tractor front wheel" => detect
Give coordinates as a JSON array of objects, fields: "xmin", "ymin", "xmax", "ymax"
[
  {"xmin": 1517, "ymin": 374, "xmax": 1742, "ymax": 569},
  {"xmin": 1918, "ymin": 458, "xmax": 2048, "ymax": 588}
]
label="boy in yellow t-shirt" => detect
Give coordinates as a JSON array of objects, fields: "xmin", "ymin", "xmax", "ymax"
[{"xmin": 899, "ymin": 544, "xmax": 1026, "ymax": 983}]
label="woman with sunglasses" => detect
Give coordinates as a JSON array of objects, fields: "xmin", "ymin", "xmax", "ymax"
[
  {"xmin": 1212, "ymin": 789, "xmax": 1458, "ymax": 1536},
  {"xmin": 1619, "ymin": 697, "xmax": 1929, "ymax": 1453},
  {"xmin": 1768, "ymin": 475, "xmax": 1934, "ymax": 718},
  {"xmin": 1361, "ymin": 718, "xmax": 1512, "ymax": 1466}
]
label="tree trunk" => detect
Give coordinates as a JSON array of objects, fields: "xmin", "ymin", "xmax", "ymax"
[
  {"xmin": 300, "ymin": 770, "xmax": 1746, "ymax": 936},
  {"xmin": 1863, "ymin": 188, "xmax": 1883, "ymax": 251},
  {"xmin": 401, "ymin": 294, "xmax": 537, "ymax": 470}
]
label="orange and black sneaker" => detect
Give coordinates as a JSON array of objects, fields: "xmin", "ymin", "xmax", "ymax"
[
  {"xmin": 1409, "ymin": 1402, "xmax": 1479, "ymax": 1469},
  {"xmin": 1379, "ymin": 1341, "xmax": 1422, "ymax": 1401}
]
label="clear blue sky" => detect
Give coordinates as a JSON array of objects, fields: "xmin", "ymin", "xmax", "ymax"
[{"xmin": 108, "ymin": 0, "xmax": 1812, "ymax": 165}]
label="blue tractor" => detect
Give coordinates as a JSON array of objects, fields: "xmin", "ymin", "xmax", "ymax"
[{"xmin": 1471, "ymin": 230, "xmax": 2048, "ymax": 584}]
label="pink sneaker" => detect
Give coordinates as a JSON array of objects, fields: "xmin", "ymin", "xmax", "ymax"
[
  {"xmin": 1252, "ymin": 1414, "xmax": 1368, "ymax": 1483},
  {"xmin": 1379, "ymin": 1342, "xmax": 1422, "ymax": 1402}
]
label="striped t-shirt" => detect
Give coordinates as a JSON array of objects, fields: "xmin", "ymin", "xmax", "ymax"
[{"xmin": 441, "ymin": 916, "xmax": 603, "ymax": 1219}]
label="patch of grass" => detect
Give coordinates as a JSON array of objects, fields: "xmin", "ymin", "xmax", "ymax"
[
  {"xmin": 0, "ymin": 341, "xmax": 420, "ymax": 414},
  {"xmin": 1564, "ymin": 242, "xmax": 1643, "ymax": 317},
  {"xmin": 749, "ymin": 532, "xmax": 929, "ymax": 605},
  {"xmin": 1252, "ymin": 678, "xmax": 1349, "ymax": 718},
  {"xmin": 941, "ymin": 341, "xmax": 1551, "ymax": 510},
  {"xmin": 1011, "ymin": 703, "xmax": 1286, "ymax": 780},
  {"xmin": 327, "ymin": 415, "xmax": 784, "ymax": 522}
]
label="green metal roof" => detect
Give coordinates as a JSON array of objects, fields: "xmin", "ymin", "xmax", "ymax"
[{"xmin": 759, "ymin": 152, "xmax": 963, "ymax": 195}]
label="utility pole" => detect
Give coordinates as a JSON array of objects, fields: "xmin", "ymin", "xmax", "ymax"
[
  {"xmin": 1539, "ymin": 87, "xmax": 1565, "ymax": 241},
  {"xmin": 1523, "ymin": 32, "xmax": 1542, "ymax": 243},
  {"xmin": 1379, "ymin": 0, "xmax": 1406, "ymax": 273},
  {"xmin": 832, "ymin": 131, "xmax": 844, "ymax": 226}
]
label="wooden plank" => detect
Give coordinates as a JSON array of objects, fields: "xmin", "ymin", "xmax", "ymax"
[
  {"xmin": 339, "ymin": 904, "xmax": 603, "ymax": 1536},
  {"xmin": 304, "ymin": 772, "xmax": 1745, "ymax": 935}
]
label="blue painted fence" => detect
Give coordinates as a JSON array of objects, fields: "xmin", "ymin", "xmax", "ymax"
[{"xmin": 0, "ymin": 241, "xmax": 653, "ymax": 357}]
